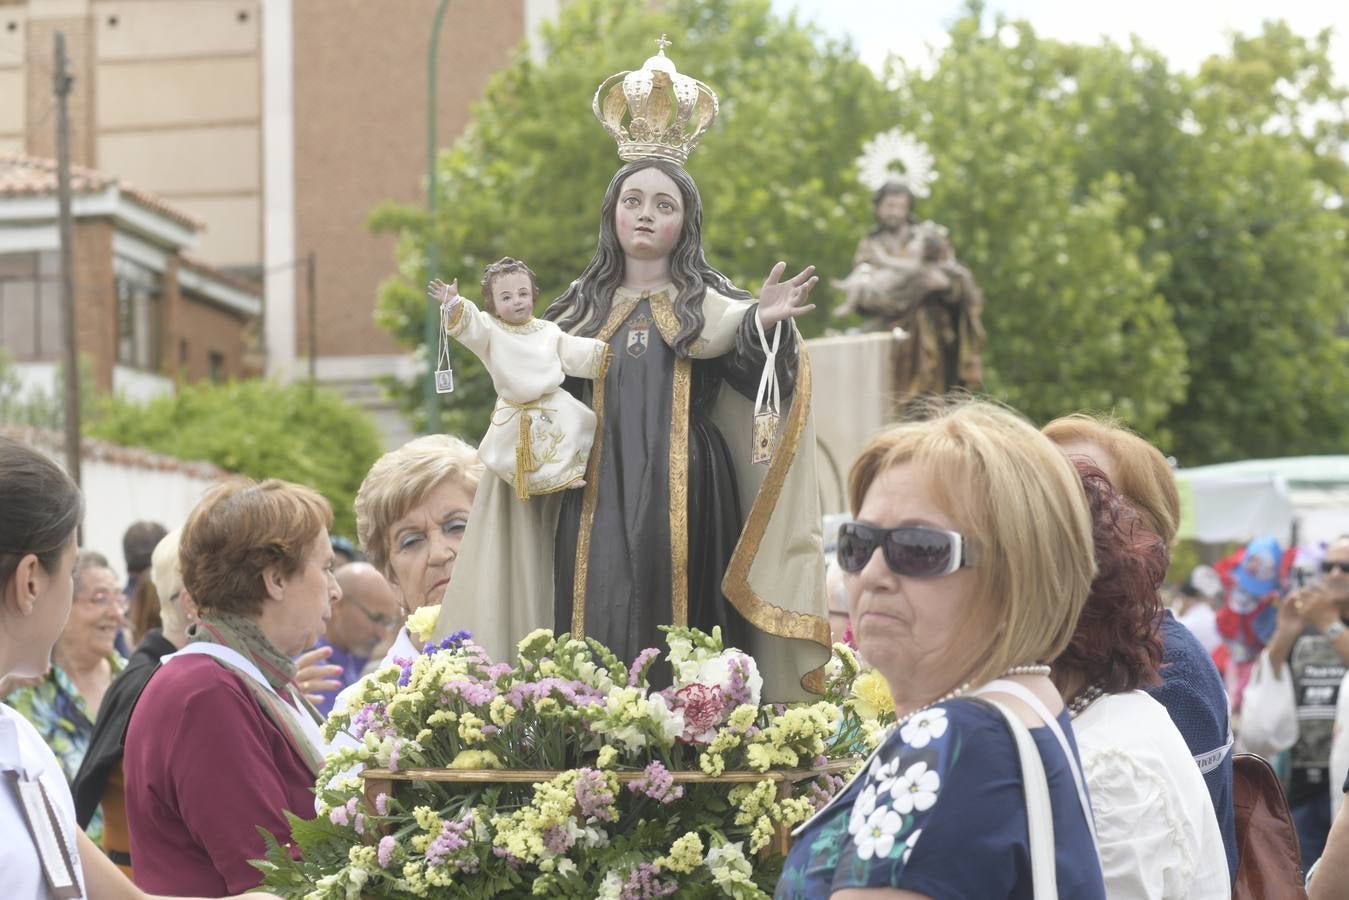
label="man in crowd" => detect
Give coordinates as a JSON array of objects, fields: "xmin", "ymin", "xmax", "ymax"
[
  {"xmin": 1250, "ymin": 536, "xmax": 1349, "ymax": 870},
  {"xmin": 309, "ymin": 562, "xmax": 400, "ymax": 716}
]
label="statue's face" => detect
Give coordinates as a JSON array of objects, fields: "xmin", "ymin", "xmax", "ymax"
[
  {"xmin": 615, "ymin": 167, "xmax": 685, "ymax": 263},
  {"xmin": 876, "ymin": 192, "xmax": 911, "ymax": 229},
  {"xmin": 487, "ymin": 272, "xmax": 535, "ymax": 325}
]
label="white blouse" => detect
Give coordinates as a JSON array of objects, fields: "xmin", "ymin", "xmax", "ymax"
[
  {"xmin": 1074, "ymin": 690, "xmax": 1231, "ymax": 899},
  {"xmin": 0, "ymin": 702, "xmax": 86, "ymax": 899}
]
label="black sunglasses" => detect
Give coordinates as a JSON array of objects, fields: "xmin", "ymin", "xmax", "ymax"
[
  {"xmin": 836, "ymin": 522, "xmax": 977, "ymax": 578},
  {"xmin": 1322, "ymin": 561, "xmax": 1349, "ymax": 575}
]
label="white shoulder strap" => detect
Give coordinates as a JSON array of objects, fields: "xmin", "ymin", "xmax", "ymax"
[
  {"xmin": 974, "ymin": 679, "xmax": 1098, "ymax": 851},
  {"xmin": 984, "ymin": 698, "xmax": 1058, "ymax": 900},
  {"xmin": 164, "ymin": 643, "xmax": 331, "ymax": 760}
]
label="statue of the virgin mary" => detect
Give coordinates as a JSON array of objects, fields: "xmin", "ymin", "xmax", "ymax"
[{"xmin": 431, "ymin": 39, "xmax": 831, "ymax": 699}]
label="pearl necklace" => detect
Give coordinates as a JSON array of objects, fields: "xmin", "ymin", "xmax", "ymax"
[
  {"xmin": 1068, "ymin": 684, "xmax": 1104, "ymax": 719},
  {"xmin": 894, "ymin": 663, "xmax": 1053, "ymax": 728}
]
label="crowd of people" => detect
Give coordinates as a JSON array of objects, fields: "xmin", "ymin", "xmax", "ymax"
[{"xmin": 4, "ymin": 398, "xmax": 1349, "ymax": 897}]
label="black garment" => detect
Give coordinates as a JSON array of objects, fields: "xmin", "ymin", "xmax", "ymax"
[
  {"xmin": 72, "ymin": 629, "xmax": 176, "ymax": 827},
  {"xmin": 554, "ymin": 299, "xmax": 796, "ymax": 668}
]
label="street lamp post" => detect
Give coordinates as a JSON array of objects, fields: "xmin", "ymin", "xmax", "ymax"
[{"xmin": 423, "ymin": 0, "xmax": 452, "ymax": 433}]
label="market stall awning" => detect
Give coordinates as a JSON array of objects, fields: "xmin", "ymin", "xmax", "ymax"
[{"xmin": 1176, "ymin": 456, "xmax": 1349, "ymax": 544}]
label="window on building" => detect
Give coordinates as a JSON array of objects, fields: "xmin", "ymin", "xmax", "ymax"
[
  {"xmin": 208, "ymin": 351, "xmax": 225, "ymax": 383},
  {"xmin": 0, "ymin": 251, "xmax": 62, "ymax": 360},
  {"xmin": 114, "ymin": 257, "xmax": 162, "ymax": 371}
]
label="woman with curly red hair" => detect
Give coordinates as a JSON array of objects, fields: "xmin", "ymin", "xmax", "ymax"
[{"xmin": 1056, "ymin": 462, "xmax": 1229, "ymax": 899}]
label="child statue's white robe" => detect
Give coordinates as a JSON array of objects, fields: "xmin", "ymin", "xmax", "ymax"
[{"xmin": 446, "ymin": 300, "xmax": 608, "ymax": 497}]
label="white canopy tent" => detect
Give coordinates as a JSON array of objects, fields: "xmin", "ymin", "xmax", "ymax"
[{"xmin": 1176, "ymin": 456, "xmax": 1349, "ymax": 545}]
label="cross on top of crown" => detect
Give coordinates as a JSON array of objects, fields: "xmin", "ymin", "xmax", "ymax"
[{"xmin": 655, "ymin": 34, "xmax": 671, "ymax": 54}]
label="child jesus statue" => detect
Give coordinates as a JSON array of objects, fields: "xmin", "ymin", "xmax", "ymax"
[{"xmin": 428, "ymin": 257, "xmax": 609, "ymax": 501}]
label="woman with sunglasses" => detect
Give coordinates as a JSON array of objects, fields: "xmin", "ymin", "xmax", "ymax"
[
  {"xmin": 777, "ymin": 401, "xmax": 1105, "ymax": 899},
  {"xmin": 1053, "ymin": 462, "xmax": 1229, "ymax": 899},
  {"xmin": 0, "ymin": 436, "xmax": 281, "ymax": 899}
]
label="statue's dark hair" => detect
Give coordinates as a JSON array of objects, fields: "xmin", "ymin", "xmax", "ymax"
[
  {"xmin": 544, "ymin": 158, "xmax": 749, "ymax": 357},
  {"xmin": 0, "ymin": 436, "xmax": 83, "ymax": 590},
  {"xmin": 867, "ymin": 180, "xmax": 918, "ymax": 236}
]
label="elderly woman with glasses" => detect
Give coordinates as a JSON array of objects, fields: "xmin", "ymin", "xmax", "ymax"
[
  {"xmin": 777, "ymin": 401, "xmax": 1104, "ymax": 899},
  {"xmin": 328, "ymin": 434, "xmax": 483, "ymax": 718},
  {"xmin": 5, "ymin": 549, "xmax": 127, "ymax": 845}
]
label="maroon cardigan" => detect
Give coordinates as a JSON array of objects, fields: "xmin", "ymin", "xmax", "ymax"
[{"xmin": 123, "ymin": 655, "xmax": 315, "ymax": 895}]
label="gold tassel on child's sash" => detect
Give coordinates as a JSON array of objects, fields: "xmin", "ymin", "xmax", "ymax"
[{"xmin": 492, "ymin": 400, "xmax": 553, "ymax": 501}]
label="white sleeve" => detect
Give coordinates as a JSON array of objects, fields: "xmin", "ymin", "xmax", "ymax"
[{"xmin": 1083, "ymin": 743, "xmax": 1231, "ymax": 900}]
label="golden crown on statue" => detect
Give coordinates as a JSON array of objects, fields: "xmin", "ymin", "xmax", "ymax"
[{"xmin": 592, "ymin": 35, "xmax": 718, "ymax": 166}]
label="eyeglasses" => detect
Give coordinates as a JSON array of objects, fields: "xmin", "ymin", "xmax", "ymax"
[
  {"xmin": 347, "ymin": 595, "xmax": 400, "ymax": 631},
  {"xmin": 836, "ymin": 522, "xmax": 977, "ymax": 578},
  {"xmin": 81, "ymin": 589, "xmax": 126, "ymax": 611},
  {"xmin": 1322, "ymin": 561, "xmax": 1349, "ymax": 575}
]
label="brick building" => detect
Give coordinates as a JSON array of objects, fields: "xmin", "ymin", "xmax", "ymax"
[
  {"xmin": 0, "ymin": 0, "xmax": 561, "ymax": 444},
  {"xmin": 0, "ymin": 152, "xmax": 261, "ymax": 398}
]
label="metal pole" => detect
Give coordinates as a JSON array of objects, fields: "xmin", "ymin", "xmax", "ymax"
[
  {"xmin": 53, "ymin": 32, "xmax": 80, "ymax": 487},
  {"xmin": 306, "ymin": 250, "xmax": 317, "ymax": 384},
  {"xmin": 423, "ymin": 0, "xmax": 451, "ymax": 433}
]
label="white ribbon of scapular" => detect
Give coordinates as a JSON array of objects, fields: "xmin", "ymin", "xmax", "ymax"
[{"xmin": 753, "ymin": 313, "xmax": 782, "ymax": 422}]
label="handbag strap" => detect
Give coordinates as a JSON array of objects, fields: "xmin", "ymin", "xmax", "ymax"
[
  {"xmin": 983, "ymin": 698, "xmax": 1059, "ymax": 900},
  {"xmin": 974, "ymin": 678, "xmax": 1099, "ymax": 851}
]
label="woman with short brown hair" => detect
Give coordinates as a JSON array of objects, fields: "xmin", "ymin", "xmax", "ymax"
[{"xmin": 123, "ymin": 479, "xmax": 340, "ymax": 895}]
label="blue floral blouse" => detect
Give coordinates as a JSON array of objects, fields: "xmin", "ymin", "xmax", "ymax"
[{"xmin": 776, "ymin": 698, "xmax": 1105, "ymax": 899}]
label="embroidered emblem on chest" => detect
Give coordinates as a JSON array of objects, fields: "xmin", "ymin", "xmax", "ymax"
[{"xmin": 626, "ymin": 312, "xmax": 652, "ymax": 358}]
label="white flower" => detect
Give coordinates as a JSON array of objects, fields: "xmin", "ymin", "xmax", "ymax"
[
  {"xmin": 854, "ymin": 806, "xmax": 904, "ymax": 861},
  {"xmin": 704, "ymin": 841, "xmax": 754, "ymax": 889},
  {"xmin": 646, "ymin": 692, "xmax": 686, "ymax": 746},
  {"xmin": 871, "ymin": 755, "xmax": 901, "ymax": 795},
  {"xmin": 889, "ymin": 761, "xmax": 940, "ymax": 814},
  {"xmin": 899, "ymin": 708, "xmax": 949, "ymax": 748},
  {"xmin": 849, "ymin": 784, "xmax": 879, "ymax": 835},
  {"xmin": 904, "ymin": 827, "xmax": 922, "ymax": 864},
  {"xmin": 856, "ymin": 128, "xmax": 938, "ymax": 196},
  {"xmin": 597, "ymin": 870, "xmax": 623, "ymax": 900},
  {"xmin": 694, "ymin": 651, "xmax": 763, "ymax": 707}
]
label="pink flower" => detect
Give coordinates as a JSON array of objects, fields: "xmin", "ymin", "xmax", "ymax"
[
  {"xmin": 374, "ymin": 792, "xmax": 389, "ymax": 816},
  {"xmin": 377, "ymin": 835, "xmax": 396, "ymax": 868},
  {"xmin": 676, "ymin": 683, "xmax": 725, "ymax": 743}
]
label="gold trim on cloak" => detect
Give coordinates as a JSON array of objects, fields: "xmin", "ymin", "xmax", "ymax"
[
  {"xmin": 648, "ymin": 293, "xmax": 691, "ymax": 626},
  {"xmin": 571, "ymin": 294, "xmax": 642, "ymax": 636},
  {"xmin": 721, "ymin": 327, "xmax": 832, "ymax": 695}
]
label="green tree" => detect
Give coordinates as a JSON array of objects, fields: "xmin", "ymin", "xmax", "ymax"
[
  {"xmin": 371, "ymin": 0, "xmax": 893, "ymax": 438},
  {"xmin": 87, "ymin": 380, "xmax": 384, "ymax": 539}
]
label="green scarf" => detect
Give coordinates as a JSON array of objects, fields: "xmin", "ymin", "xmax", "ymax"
[{"xmin": 188, "ymin": 612, "xmax": 327, "ymax": 775}]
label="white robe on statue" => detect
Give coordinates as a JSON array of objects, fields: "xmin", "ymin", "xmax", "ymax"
[{"xmin": 446, "ymin": 300, "xmax": 608, "ymax": 498}]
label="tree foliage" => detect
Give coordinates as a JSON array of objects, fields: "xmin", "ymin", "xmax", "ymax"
[
  {"xmin": 373, "ymin": 0, "xmax": 1348, "ymax": 465},
  {"xmin": 87, "ymin": 380, "xmax": 384, "ymax": 539}
]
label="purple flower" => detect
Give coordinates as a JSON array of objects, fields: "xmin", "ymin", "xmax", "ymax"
[
  {"xmin": 425, "ymin": 812, "xmax": 472, "ymax": 867},
  {"xmin": 422, "ymin": 630, "xmax": 473, "ymax": 657},
  {"xmin": 377, "ymin": 835, "xmax": 396, "ymax": 868},
  {"xmin": 374, "ymin": 792, "xmax": 389, "ymax": 816},
  {"xmin": 573, "ymin": 768, "xmax": 617, "ymax": 822},
  {"xmin": 620, "ymin": 862, "xmax": 678, "ymax": 898},
  {"xmin": 541, "ymin": 823, "xmax": 573, "ymax": 854},
  {"xmin": 395, "ymin": 655, "xmax": 416, "ymax": 686},
  {"xmin": 328, "ymin": 805, "xmax": 349, "ymax": 826},
  {"xmin": 724, "ymin": 655, "xmax": 754, "ymax": 708},
  {"xmin": 443, "ymin": 679, "xmax": 498, "ymax": 706},
  {"xmin": 627, "ymin": 648, "xmax": 662, "ymax": 687},
  {"xmin": 625, "ymin": 761, "xmax": 684, "ymax": 804}
]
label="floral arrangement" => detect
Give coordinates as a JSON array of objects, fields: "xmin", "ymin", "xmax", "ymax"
[{"xmin": 255, "ymin": 618, "xmax": 894, "ymax": 899}]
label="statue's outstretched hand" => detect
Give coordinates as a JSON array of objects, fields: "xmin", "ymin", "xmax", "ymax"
[
  {"xmin": 758, "ymin": 262, "xmax": 818, "ymax": 330},
  {"xmin": 427, "ymin": 278, "xmax": 461, "ymax": 310}
]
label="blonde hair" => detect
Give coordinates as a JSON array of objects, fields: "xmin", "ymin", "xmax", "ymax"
[
  {"xmin": 848, "ymin": 400, "xmax": 1096, "ymax": 689},
  {"xmin": 355, "ymin": 435, "xmax": 483, "ymax": 578},
  {"xmin": 1042, "ymin": 413, "xmax": 1179, "ymax": 545},
  {"xmin": 180, "ymin": 479, "xmax": 332, "ymax": 617},
  {"xmin": 152, "ymin": 528, "xmax": 184, "ymax": 634}
]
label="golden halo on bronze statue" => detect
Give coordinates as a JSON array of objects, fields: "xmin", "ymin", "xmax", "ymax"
[{"xmin": 591, "ymin": 35, "xmax": 719, "ymax": 165}]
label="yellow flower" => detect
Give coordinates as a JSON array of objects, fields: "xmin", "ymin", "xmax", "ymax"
[
  {"xmin": 449, "ymin": 749, "xmax": 503, "ymax": 769},
  {"xmin": 596, "ymin": 745, "xmax": 618, "ymax": 768},
  {"xmin": 657, "ymin": 832, "xmax": 704, "ymax": 874},
  {"xmin": 405, "ymin": 604, "xmax": 441, "ymax": 643},
  {"xmin": 490, "ymin": 696, "xmax": 517, "ymax": 726},
  {"xmin": 850, "ymin": 669, "xmax": 895, "ymax": 719}
]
